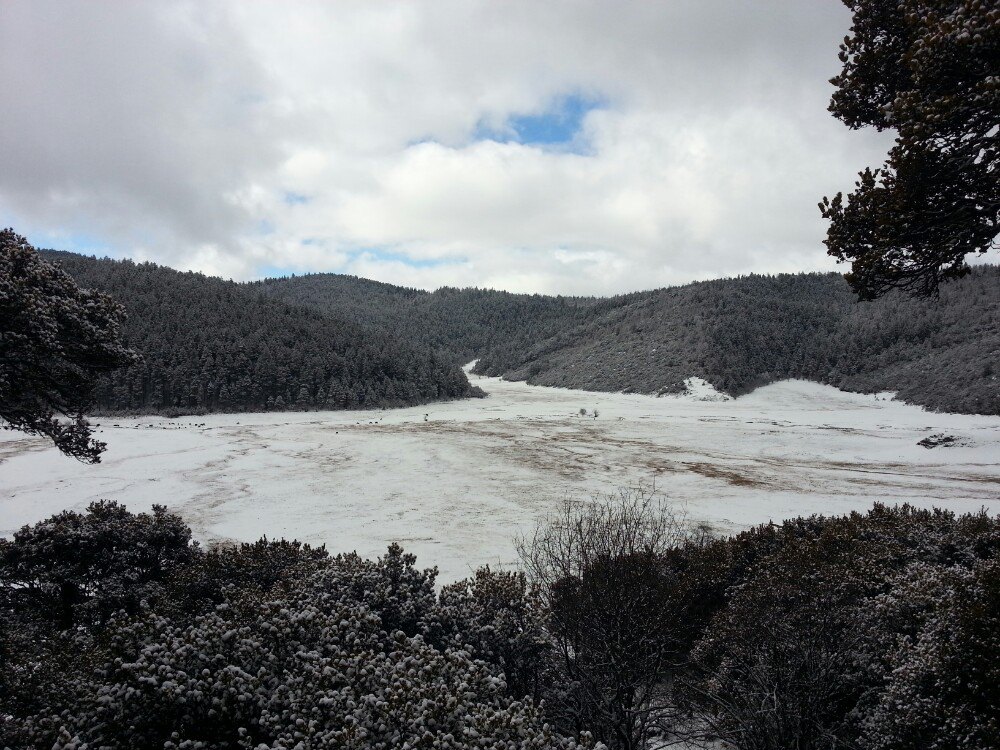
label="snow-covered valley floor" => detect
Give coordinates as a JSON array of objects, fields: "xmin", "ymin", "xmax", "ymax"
[{"xmin": 3, "ymin": 370, "xmax": 999, "ymax": 582}]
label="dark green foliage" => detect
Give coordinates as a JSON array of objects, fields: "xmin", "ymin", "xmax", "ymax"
[
  {"xmin": 820, "ymin": 0, "xmax": 1000, "ymax": 299},
  {"xmin": 432, "ymin": 567, "xmax": 550, "ymax": 706},
  {"xmin": 257, "ymin": 267, "xmax": 1000, "ymax": 415},
  {"xmin": 40, "ymin": 249, "xmax": 1000, "ymax": 416},
  {"xmin": 252, "ymin": 272, "xmax": 597, "ymax": 367},
  {"xmin": 0, "ymin": 501, "xmax": 196, "ymax": 726},
  {"xmin": 515, "ymin": 498, "xmax": 1000, "ymax": 749},
  {"xmin": 483, "ymin": 269, "xmax": 1000, "ymax": 414},
  {"xmin": 39, "ymin": 251, "xmax": 483, "ymax": 415},
  {"xmin": 682, "ymin": 505, "xmax": 1000, "ymax": 749},
  {"xmin": 859, "ymin": 559, "xmax": 1000, "ymax": 749},
  {"xmin": 0, "ymin": 500, "xmax": 195, "ymax": 631},
  {"xmin": 3, "ymin": 500, "xmax": 999, "ymax": 749},
  {"xmin": 160, "ymin": 537, "xmax": 330, "ymax": 622},
  {"xmin": 0, "ymin": 231, "xmax": 138, "ymax": 461},
  {"xmin": 0, "ymin": 506, "xmax": 595, "ymax": 750}
]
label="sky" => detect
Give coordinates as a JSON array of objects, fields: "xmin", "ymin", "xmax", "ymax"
[{"xmin": 0, "ymin": 1, "xmax": 896, "ymax": 295}]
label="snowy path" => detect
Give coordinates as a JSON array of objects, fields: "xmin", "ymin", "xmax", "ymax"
[{"xmin": 2, "ymin": 370, "xmax": 999, "ymax": 582}]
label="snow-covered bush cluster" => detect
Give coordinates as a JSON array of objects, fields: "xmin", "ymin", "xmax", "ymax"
[
  {"xmin": 683, "ymin": 505, "xmax": 1000, "ymax": 750},
  {"xmin": 3, "ymin": 499, "xmax": 999, "ymax": 750},
  {"xmin": 0, "ymin": 502, "xmax": 596, "ymax": 750}
]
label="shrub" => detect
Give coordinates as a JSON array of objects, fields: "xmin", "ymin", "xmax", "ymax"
[
  {"xmin": 1, "ymin": 505, "xmax": 599, "ymax": 750},
  {"xmin": 517, "ymin": 489, "xmax": 694, "ymax": 750},
  {"xmin": 0, "ymin": 500, "xmax": 195, "ymax": 630}
]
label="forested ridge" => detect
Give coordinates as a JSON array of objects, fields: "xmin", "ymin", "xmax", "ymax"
[
  {"xmin": 251, "ymin": 273, "xmax": 601, "ymax": 366},
  {"xmin": 42, "ymin": 249, "xmax": 1000, "ymax": 416},
  {"xmin": 258, "ymin": 266, "xmax": 1000, "ymax": 416},
  {"xmin": 39, "ymin": 251, "xmax": 483, "ymax": 415}
]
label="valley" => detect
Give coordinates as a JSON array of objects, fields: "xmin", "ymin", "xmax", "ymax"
[{"xmin": 3, "ymin": 367, "xmax": 998, "ymax": 582}]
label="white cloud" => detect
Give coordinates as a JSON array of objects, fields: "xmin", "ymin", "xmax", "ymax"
[{"xmin": 1, "ymin": 0, "xmax": 894, "ymax": 293}]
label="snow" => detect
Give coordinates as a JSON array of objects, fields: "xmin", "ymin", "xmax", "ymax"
[
  {"xmin": 2, "ymin": 370, "xmax": 999, "ymax": 583},
  {"xmin": 676, "ymin": 376, "xmax": 732, "ymax": 401}
]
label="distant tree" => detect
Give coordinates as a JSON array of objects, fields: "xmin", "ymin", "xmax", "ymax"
[
  {"xmin": 0, "ymin": 230, "xmax": 137, "ymax": 461},
  {"xmin": 820, "ymin": 0, "xmax": 999, "ymax": 299}
]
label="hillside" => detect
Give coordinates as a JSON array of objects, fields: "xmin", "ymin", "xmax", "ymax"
[
  {"xmin": 259, "ymin": 268, "xmax": 1000, "ymax": 416},
  {"xmin": 251, "ymin": 274, "xmax": 602, "ymax": 366},
  {"xmin": 40, "ymin": 251, "xmax": 483, "ymax": 415}
]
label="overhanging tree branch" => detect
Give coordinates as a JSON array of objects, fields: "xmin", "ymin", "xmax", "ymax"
[{"xmin": 0, "ymin": 229, "xmax": 138, "ymax": 462}]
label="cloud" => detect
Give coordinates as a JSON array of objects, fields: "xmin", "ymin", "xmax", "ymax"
[{"xmin": 0, "ymin": 0, "xmax": 894, "ymax": 293}]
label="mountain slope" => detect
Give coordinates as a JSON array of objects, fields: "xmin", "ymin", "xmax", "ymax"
[
  {"xmin": 259, "ymin": 268, "xmax": 1000, "ymax": 416},
  {"xmin": 41, "ymin": 252, "xmax": 483, "ymax": 414},
  {"xmin": 252, "ymin": 275, "xmax": 603, "ymax": 365}
]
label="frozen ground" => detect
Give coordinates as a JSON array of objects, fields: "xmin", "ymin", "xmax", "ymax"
[{"xmin": 2, "ymin": 368, "xmax": 999, "ymax": 582}]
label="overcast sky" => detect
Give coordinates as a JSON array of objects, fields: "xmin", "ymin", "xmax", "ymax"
[{"xmin": 0, "ymin": 1, "xmax": 894, "ymax": 294}]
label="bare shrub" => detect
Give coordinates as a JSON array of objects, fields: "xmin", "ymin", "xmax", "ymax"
[{"xmin": 517, "ymin": 487, "xmax": 696, "ymax": 750}]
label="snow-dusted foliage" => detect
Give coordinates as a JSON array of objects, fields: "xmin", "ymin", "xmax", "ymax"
[
  {"xmin": 4, "ymin": 499, "xmax": 999, "ymax": 750},
  {"xmin": 1, "ymin": 231, "xmax": 138, "ymax": 460},
  {"xmin": 431, "ymin": 567, "xmax": 550, "ymax": 705},
  {"xmin": 24, "ymin": 589, "xmax": 585, "ymax": 750},
  {"xmin": 0, "ymin": 500, "xmax": 195, "ymax": 629},
  {"xmin": 859, "ymin": 560, "xmax": 1000, "ymax": 750},
  {"xmin": 1, "ymin": 507, "xmax": 597, "ymax": 750},
  {"xmin": 681, "ymin": 505, "xmax": 1000, "ymax": 750}
]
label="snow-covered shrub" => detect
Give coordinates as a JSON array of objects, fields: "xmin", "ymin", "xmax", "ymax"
[
  {"xmin": 13, "ymin": 576, "xmax": 596, "ymax": 749},
  {"xmin": 7, "ymin": 500, "xmax": 1000, "ymax": 750},
  {"xmin": 431, "ymin": 567, "xmax": 550, "ymax": 704},
  {"xmin": 162, "ymin": 537, "xmax": 329, "ymax": 621},
  {"xmin": 858, "ymin": 560, "xmax": 1000, "ymax": 750},
  {"xmin": 685, "ymin": 534, "xmax": 875, "ymax": 750},
  {"xmin": 681, "ymin": 505, "xmax": 1000, "ymax": 750},
  {"xmin": 0, "ymin": 500, "xmax": 195, "ymax": 630},
  {"xmin": 316, "ymin": 543, "xmax": 439, "ymax": 637},
  {"xmin": 3, "ymin": 506, "xmax": 599, "ymax": 750}
]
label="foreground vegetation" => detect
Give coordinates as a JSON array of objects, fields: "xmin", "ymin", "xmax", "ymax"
[{"xmin": 3, "ymin": 496, "xmax": 997, "ymax": 749}]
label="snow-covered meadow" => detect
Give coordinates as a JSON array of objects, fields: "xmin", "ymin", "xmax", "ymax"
[{"xmin": 2, "ymin": 368, "xmax": 999, "ymax": 582}]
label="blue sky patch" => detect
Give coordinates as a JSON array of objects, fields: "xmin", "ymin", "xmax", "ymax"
[
  {"xmin": 283, "ymin": 192, "xmax": 310, "ymax": 206},
  {"xmin": 257, "ymin": 264, "xmax": 302, "ymax": 278},
  {"xmin": 475, "ymin": 93, "xmax": 605, "ymax": 150},
  {"xmin": 16, "ymin": 227, "xmax": 115, "ymax": 257},
  {"xmin": 256, "ymin": 245, "xmax": 463, "ymax": 280}
]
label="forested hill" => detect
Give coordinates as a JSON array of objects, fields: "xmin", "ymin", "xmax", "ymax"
[
  {"xmin": 40, "ymin": 252, "xmax": 483, "ymax": 415},
  {"xmin": 258, "ymin": 268, "xmax": 1000, "ymax": 416},
  {"xmin": 251, "ymin": 274, "xmax": 602, "ymax": 366}
]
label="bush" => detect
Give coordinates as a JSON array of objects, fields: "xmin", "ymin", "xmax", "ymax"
[
  {"xmin": 1, "ymin": 505, "xmax": 599, "ymax": 750},
  {"xmin": 5, "ymin": 498, "xmax": 1000, "ymax": 749},
  {"xmin": 0, "ymin": 500, "xmax": 195, "ymax": 630},
  {"xmin": 517, "ymin": 489, "xmax": 695, "ymax": 750},
  {"xmin": 680, "ymin": 505, "xmax": 1000, "ymax": 749},
  {"xmin": 859, "ymin": 560, "xmax": 1000, "ymax": 750},
  {"xmin": 18, "ymin": 586, "xmax": 592, "ymax": 750}
]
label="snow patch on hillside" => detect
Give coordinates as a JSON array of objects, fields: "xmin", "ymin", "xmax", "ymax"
[{"xmin": 681, "ymin": 376, "xmax": 733, "ymax": 401}]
